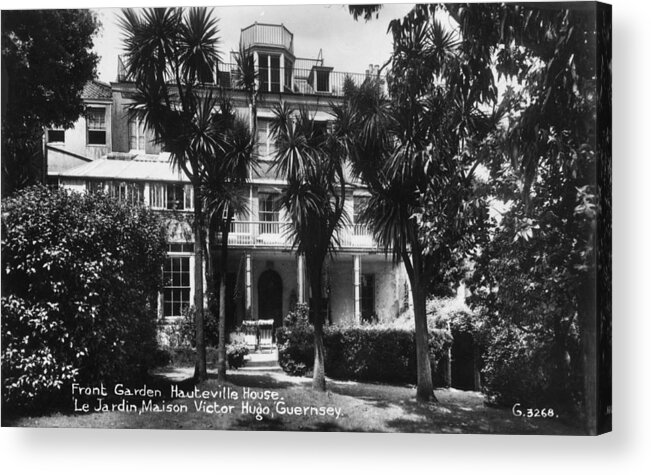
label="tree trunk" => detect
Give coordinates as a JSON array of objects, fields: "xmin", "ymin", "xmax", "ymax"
[
  {"xmin": 216, "ymin": 215, "xmax": 231, "ymax": 384},
  {"xmin": 412, "ymin": 281, "xmax": 436, "ymax": 402},
  {"xmin": 579, "ymin": 275, "xmax": 598, "ymax": 435},
  {"xmin": 473, "ymin": 343, "xmax": 482, "ymax": 391},
  {"xmin": 193, "ymin": 188, "xmax": 207, "ymax": 382},
  {"xmin": 310, "ymin": 269, "xmax": 326, "ymax": 392}
]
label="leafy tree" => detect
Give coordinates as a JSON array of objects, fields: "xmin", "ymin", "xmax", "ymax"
[
  {"xmin": 1, "ymin": 186, "xmax": 167, "ymax": 411},
  {"xmin": 444, "ymin": 2, "xmax": 610, "ymax": 433},
  {"xmin": 119, "ymin": 7, "xmax": 222, "ymax": 381},
  {"xmin": 349, "ymin": 2, "xmax": 610, "ymax": 424},
  {"xmin": 270, "ymin": 103, "xmax": 348, "ymax": 391},
  {"xmin": 1, "ymin": 9, "xmax": 100, "ymax": 196}
]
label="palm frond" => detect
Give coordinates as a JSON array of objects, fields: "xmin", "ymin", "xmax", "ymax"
[{"xmin": 178, "ymin": 7, "xmax": 221, "ymax": 84}]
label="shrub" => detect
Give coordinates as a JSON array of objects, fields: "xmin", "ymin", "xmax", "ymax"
[
  {"xmin": 1, "ymin": 186, "xmax": 167, "ymax": 411},
  {"xmin": 276, "ymin": 318, "xmax": 452, "ymax": 384},
  {"xmin": 226, "ymin": 344, "xmax": 249, "ymax": 369},
  {"xmin": 159, "ymin": 345, "xmax": 249, "ymax": 370},
  {"xmin": 164, "ymin": 306, "xmax": 219, "ymax": 349},
  {"xmin": 481, "ymin": 326, "xmax": 581, "ymax": 409}
]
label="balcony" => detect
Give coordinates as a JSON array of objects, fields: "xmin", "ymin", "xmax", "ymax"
[{"xmin": 222, "ymin": 221, "xmax": 378, "ymax": 250}]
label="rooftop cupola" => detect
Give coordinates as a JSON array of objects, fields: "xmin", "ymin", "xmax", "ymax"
[{"xmin": 240, "ymin": 22, "xmax": 294, "ymax": 56}]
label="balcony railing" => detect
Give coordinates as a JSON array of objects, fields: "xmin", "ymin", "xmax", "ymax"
[
  {"xmin": 217, "ymin": 63, "xmax": 385, "ymax": 97},
  {"xmin": 221, "ymin": 221, "xmax": 378, "ymax": 250},
  {"xmin": 117, "ymin": 55, "xmax": 385, "ymax": 98}
]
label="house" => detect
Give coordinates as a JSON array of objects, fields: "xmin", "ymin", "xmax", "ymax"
[
  {"xmin": 49, "ymin": 23, "xmax": 411, "ymax": 336},
  {"xmin": 46, "ymin": 80, "xmax": 113, "ymax": 177}
]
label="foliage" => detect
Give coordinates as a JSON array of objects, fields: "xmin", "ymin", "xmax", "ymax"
[
  {"xmin": 159, "ymin": 345, "xmax": 248, "ymax": 370},
  {"xmin": 120, "ymin": 8, "xmax": 247, "ymax": 379},
  {"xmin": 446, "ymin": 3, "xmax": 607, "ymax": 422},
  {"xmin": 270, "ymin": 101, "xmax": 349, "ymax": 391},
  {"xmin": 162, "ymin": 306, "xmax": 219, "ymax": 349},
  {"xmin": 1, "ymin": 9, "xmax": 100, "ymax": 195},
  {"xmin": 1, "ymin": 186, "xmax": 167, "ymax": 410},
  {"xmin": 1, "ymin": 296, "xmax": 78, "ymax": 409},
  {"xmin": 226, "ymin": 343, "xmax": 249, "ymax": 369},
  {"xmin": 276, "ymin": 317, "xmax": 452, "ymax": 384},
  {"xmin": 282, "ymin": 303, "xmax": 310, "ymax": 327},
  {"xmin": 338, "ymin": 7, "xmax": 493, "ymax": 400}
]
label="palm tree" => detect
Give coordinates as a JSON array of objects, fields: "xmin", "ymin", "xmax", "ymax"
[
  {"xmin": 340, "ymin": 17, "xmax": 491, "ymax": 402},
  {"xmin": 233, "ymin": 43, "xmax": 259, "ymax": 135},
  {"xmin": 119, "ymin": 7, "xmax": 222, "ymax": 381},
  {"xmin": 200, "ymin": 97, "xmax": 255, "ymax": 383},
  {"xmin": 270, "ymin": 103, "xmax": 348, "ymax": 391}
]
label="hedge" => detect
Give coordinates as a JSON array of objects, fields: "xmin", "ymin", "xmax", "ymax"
[
  {"xmin": 276, "ymin": 323, "xmax": 452, "ymax": 385},
  {"xmin": 156, "ymin": 345, "xmax": 249, "ymax": 370}
]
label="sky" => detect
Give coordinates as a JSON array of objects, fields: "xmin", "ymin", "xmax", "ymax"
[{"xmin": 92, "ymin": 3, "xmax": 416, "ymax": 84}]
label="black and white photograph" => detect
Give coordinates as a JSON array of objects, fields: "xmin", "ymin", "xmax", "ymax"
[{"xmin": 1, "ymin": 0, "xmax": 614, "ymax": 446}]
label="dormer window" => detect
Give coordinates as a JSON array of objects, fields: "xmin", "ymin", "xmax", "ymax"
[{"xmin": 309, "ymin": 66, "xmax": 333, "ymax": 94}]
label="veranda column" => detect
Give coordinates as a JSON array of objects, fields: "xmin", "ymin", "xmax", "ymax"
[
  {"xmin": 353, "ymin": 254, "xmax": 361, "ymax": 323},
  {"xmin": 297, "ymin": 254, "xmax": 305, "ymax": 304},
  {"xmin": 245, "ymin": 252, "xmax": 252, "ymax": 320}
]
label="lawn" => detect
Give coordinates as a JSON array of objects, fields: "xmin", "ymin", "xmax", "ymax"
[{"xmin": 4, "ymin": 353, "xmax": 582, "ymax": 434}]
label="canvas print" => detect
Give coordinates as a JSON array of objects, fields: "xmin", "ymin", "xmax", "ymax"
[{"xmin": 1, "ymin": 2, "xmax": 611, "ymax": 435}]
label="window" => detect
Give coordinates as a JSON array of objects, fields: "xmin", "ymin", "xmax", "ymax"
[
  {"xmin": 316, "ymin": 70, "xmax": 330, "ymax": 93},
  {"xmin": 284, "ymin": 58, "xmax": 293, "ymax": 91},
  {"xmin": 109, "ymin": 181, "xmax": 144, "ymax": 205},
  {"xmin": 361, "ymin": 273, "xmax": 376, "ymax": 323},
  {"xmin": 86, "ymin": 107, "xmax": 107, "ymax": 145},
  {"xmin": 87, "ymin": 180, "xmax": 106, "ymax": 194},
  {"xmin": 184, "ymin": 184, "xmax": 194, "ymax": 210},
  {"xmin": 353, "ymin": 196, "xmax": 370, "ymax": 224},
  {"xmin": 128, "ymin": 117, "xmax": 146, "ymax": 151},
  {"xmin": 259, "ymin": 53, "xmax": 281, "ymax": 92},
  {"xmin": 148, "ymin": 183, "xmax": 191, "ymax": 210},
  {"xmin": 256, "ymin": 119, "xmax": 276, "ymax": 159},
  {"xmin": 166, "ymin": 184, "xmax": 184, "ymax": 210},
  {"xmin": 259, "ymin": 192, "xmax": 279, "ymax": 234},
  {"xmin": 47, "ymin": 129, "xmax": 65, "ymax": 143},
  {"xmin": 150, "ymin": 183, "xmax": 165, "ymax": 209},
  {"xmin": 163, "ymin": 255, "xmax": 191, "ymax": 318},
  {"xmin": 168, "ymin": 243, "xmax": 194, "ymax": 253}
]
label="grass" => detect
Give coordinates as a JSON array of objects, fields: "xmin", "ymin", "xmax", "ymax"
[{"xmin": 3, "ymin": 353, "xmax": 583, "ymax": 434}]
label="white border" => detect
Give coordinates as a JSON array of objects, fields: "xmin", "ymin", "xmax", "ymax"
[{"xmin": 2, "ymin": 1, "xmax": 649, "ymax": 474}]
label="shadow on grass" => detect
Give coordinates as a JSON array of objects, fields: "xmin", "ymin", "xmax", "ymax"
[{"xmin": 223, "ymin": 373, "xmax": 309, "ymax": 390}]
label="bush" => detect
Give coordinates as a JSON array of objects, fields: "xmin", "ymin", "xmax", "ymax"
[
  {"xmin": 164, "ymin": 306, "xmax": 219, "ymax": 349},
  {"xmin": 276, "ymin": 318, "xmax": 452, "ymax": 384},
  {"xmin": 159, "ymin": 345, "xmax": 249, "ymax": 370},
  {"xmin": 1, "ymin": 186, "xmax": 167, "ymax": 411},
  {"xmin": 481, "ymin": 327, "xmax": 581, "ymax": 409},
  {"xmin": 226, "ymin": 344, "xmax": 249, "ymax": 369}
]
